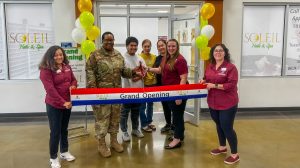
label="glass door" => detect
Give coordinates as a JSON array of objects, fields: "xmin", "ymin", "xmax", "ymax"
[{"xmin": 172, "ymin": 4, "xmax": 201, "ymax": 125}]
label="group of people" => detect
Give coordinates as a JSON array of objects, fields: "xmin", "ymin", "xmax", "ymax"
[{"xmin": 39, "ymin": 31, "xmax": 240, "ymax": 168}]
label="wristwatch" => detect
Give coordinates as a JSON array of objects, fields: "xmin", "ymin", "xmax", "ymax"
[{"xmin": 215, "ymin": 83, "xmax": 218, "ymax": 88}]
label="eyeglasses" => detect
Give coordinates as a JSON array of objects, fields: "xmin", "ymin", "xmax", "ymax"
[{"xmin": 214, "ymin": 49, "xmax": 224, "ymax": 53}]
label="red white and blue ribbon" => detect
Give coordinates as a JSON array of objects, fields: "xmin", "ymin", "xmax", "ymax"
[{"xmin": 71, "ymin": 84, "xmax": 207, "ymax": 106}]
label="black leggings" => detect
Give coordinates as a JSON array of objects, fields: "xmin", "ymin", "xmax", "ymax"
[
  {"xmin": 46, "ymin": 104, "xmax": 71, "ymax": 159},
  {"xmin": 161, "ymin": 101, "xmax": 172, "ymax": 125},
  {"xmin": 209, "ymin": 105, "xmax": 238, "ymax": 154}
]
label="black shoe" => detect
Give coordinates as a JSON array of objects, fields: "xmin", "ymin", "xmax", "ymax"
[
  {"xmin": 164, "ymin": 141, "xmax": 182, "ymax": 149},
  {"xmin": 168, "ymin": 136, "xmax": 184, "ymax": 142},
  {"xmin": 160, "ymin": 124, "xmax": 171, "ymax": 133}
]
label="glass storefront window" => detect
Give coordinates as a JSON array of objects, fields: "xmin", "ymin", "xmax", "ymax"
[
  {"xmin": 130, "ymin": 5, "xmax": 170, "ymax": 14},
  {"xmin": 242, "ymin": 6, "xmax": 284, "ymax": 77},
  {"xmin": 100, "ymin": 17, "xmax": 127, "ymax": 44},
  {"xmin": 0, "ymin": 3, "xmax": 4, "ymax": 79},
  {"xmin": 99, "ymin": 4, "xmax": 127, "ymax": 15},
  {"xmin": 130, "ymin": 17, "xmax": 168, "ymax": 55},
  {"xmin": 174, "ymin": 5, "xmax": 199, "ymax": 15}
]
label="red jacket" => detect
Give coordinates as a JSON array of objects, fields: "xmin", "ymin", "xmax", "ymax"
[
  {"xmin": 40, "ymin": 64, "xmax": 77, "ymax": 109},
  {"xmin": 204, "ymin": 61, "xmax": 239, "ymax": 110}
]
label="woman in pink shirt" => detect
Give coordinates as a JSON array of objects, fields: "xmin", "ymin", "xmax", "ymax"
[
  {"xmin": 39, "ymin": 46, "xmax": 77, "ymax": 168},
  {"xmin": 200, "ymin": 44, "xmax": 239, "ymax": 164}
]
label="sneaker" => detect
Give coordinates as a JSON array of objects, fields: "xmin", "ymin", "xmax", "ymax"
[
  {"xmin": 122, "ymin": 132, "xmax": 131, "ymax": 142},
  {"xmin": 224, "ymin": 155, "xmax": 240, "ymax": 164},
  {"xmin": 142, "ymin": 126, "xmax": 152, "ymax": 132},
  {"xmin": 50, "ymin": 157, "xmax": 61, "ymax": 168},
  {"xmin": 160, "ymin": 124, "xmax": 171, "ymax": 133},
  {"xmin": 60, "ymin": 151, "xmax": 75, "ymax": 161},
  {"xmin": 148, "ymin": 123, "xmax": 156, "ymax": 131},
  {"xmin": 210, "ymin": 148, "xmax": 227, "ymax": 155},
  {"xmin": 132, "ymin": 129, "xmax": 144, "ymax": 138}
]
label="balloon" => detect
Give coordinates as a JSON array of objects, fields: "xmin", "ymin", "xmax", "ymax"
[
  {"xmin": 78, "ymin": 0, "xmax": 92, "ymax": 13},
  {"xmin": 75, "ymin": 18, "xmax": 83, "ymax": 29},
  {"xmin": 200, "ymin": 47, "xmax": 211, "ymax": 61},
  {"xmin": 200, "ymin": 3, "xmax": 215, "ymax": 20},
  {"xmin": 200, "ymin": 16, "xmax": 208, "ymax": 29},
  {"xmin": 71, "ymin": 28, "xmax": 86, "ymax": 44},
  {"xmin": 81, "ymin": 40, "xmax": 96, "ymax": 56},
  {"xmin": 201, "ymin": 25, "xmax": 215, "ymax": 40},
  {"xmin": 86, "ymin": 26, "xmax": 101, "ymax": 40},
  {"xmin": 79, "ymin": 11, "xmax": 94, "ymax": 30},
  {"xmin": 195, "ymin": 35, "xmax": 209, "ymax": 50}
]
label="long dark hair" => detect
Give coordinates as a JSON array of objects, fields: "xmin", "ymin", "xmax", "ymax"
[
  {"xmin": 166, "ymin": 39, "xmax": 180, "ymax": 71},
  {"xmin": 157, "ymin": 39, "xmax": 167, "ymax": 48},
  {"xmin": 157, "ymin": 39, "xmax": 167, "ymax": 68},
  {"xmin": 39, "ymin": 45, "xmax": 69, "ymax": 71},
  {"xmin": 209, "ymin": 43, "xmax": 231, "ymax": 64}
]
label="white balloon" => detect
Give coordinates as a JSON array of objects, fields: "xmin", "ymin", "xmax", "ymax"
[
  {"xmin": 201, "ymin": 25, "xmax": 215, "ymax": 40},
  {"xmin": 71, "ymin": 28, "xmax": 86, "ymax": 44},
  {"xmin": 75, "ymin": 18, "xmax": 82, "ymax": 29}
]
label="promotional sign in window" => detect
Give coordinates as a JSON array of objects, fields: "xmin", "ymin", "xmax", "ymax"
[
  {"xmin": 6, "ymin": 4, "xmax": 54, "ymax": 79},
  {"xmin": 242, "ymin": 6, "xmax": 285, "ymax": 77},
  {"xmin": 64, "ymin": 48, "xmax": 86, "ymax": 88},
  {"xmin": 0, "ymin": 3, "xmax": 4, "ymax": 79},
  {"xmin": 286, "ymin": 6, "xmax": 300, "ymax": 76}
]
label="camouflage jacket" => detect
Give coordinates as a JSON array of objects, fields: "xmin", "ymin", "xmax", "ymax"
[{"xmin": 86, "ymin": 47, "xmax": 133, "ymax": 88}]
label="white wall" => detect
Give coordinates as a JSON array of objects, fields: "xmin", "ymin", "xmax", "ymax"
[
  {"xmin": 0, "ymin": 0, "xmax": 76, "ymax": 113},
  {"xmin": 223, "ymin": 0, "xmax": 300, "ymax": 108}
]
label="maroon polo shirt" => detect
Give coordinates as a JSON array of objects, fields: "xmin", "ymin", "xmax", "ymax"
[
  {"xmin": 162, "ymin": 54, "xmax": 188, "ymax": 86},
  {"xmin": 40, "ymin": 64, "xmax": 77, "ymax": 109},
  {"xmin": 204, "ymin": 61, "xmax": 239, "ymax": 110}
]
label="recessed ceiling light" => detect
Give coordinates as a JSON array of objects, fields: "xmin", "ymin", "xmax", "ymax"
[{"xmin": 157, "ymin": 10, "xmax": 168, "ymax": 13}]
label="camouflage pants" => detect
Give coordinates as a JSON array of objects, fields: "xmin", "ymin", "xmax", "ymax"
[{"xmin": 92, "ymin": 104, "xmax": 121, "ymax": 139}]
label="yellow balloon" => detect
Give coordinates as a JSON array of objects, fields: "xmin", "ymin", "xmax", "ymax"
[
  {"xmin": 200, "ymin": 3, "xmax": 215, "ymax": 20},
  {"xmin": 200, "ymin": 47, "xmax": 211, "ymax": 61},
  {"xmin": 86, "ymin": 26, "xmax": 101, "ymax": 41},
  {"xmin": 81, "ymin": 40, "xmax": 96, "ymax": 56},
  {"xmin": 200, "ymin": 16, "xmax": 208, "ymax": 29},
  {"xmin": 79, "ymin": 11, "xmax": 94, "ymax": 30},
  {"xmin": 78, "ymin": 0, "xmax": 92, "ymax": 13}
]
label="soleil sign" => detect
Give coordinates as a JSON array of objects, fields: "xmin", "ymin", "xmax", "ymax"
[
  {"xmin": 243, "ymin": 32, "xmax": 280, "ymax": 49},
  {"xmin": 7, "ymin": 32, "xmax": 51, "ymax": 50}
]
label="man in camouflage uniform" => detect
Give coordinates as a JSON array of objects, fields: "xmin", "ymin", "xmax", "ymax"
[{"xmin": 86, "ymin": 32, "xmax": 139, "ymax": 158}]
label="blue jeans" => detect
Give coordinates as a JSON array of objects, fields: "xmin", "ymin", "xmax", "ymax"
[
  {"xmin": 139, "ymin": 102, "xmax": 154, "ymax": 127},
  {"xmin": 120, "ymin": 103, "xmax": 141, "ymax": 132},
  {"xmin": 46, "ymin": 104, "xmax": 71, "ymax": 159},
  {"xmin": 209, "ymin": 105, "xmax": 238, "ymax": 154}
]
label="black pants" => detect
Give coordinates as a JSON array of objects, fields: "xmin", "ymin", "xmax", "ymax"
[
  {"xmin": 167, "ymin": 100, "xmax": 187, "ymax": 140},
  {"xmin": 46, "ymin": 104, "xmax": 71, "ymax": 159},
  {"xmin": 209, "ymin": 105, "xmax": 238, "ymax": 154},
  {"xmin": 162, "ymin": 101, "xmax": 172, "ymax": 125}
]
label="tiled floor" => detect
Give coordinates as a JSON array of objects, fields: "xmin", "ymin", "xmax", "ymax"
[{"xmin": 0, "ymin": 112, "xmax": 300, "ymax": 168}]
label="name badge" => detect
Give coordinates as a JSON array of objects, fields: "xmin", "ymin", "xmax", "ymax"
[{"xmin": 218, "ymin": 67, "xmax": 227, "ymax": 76}]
